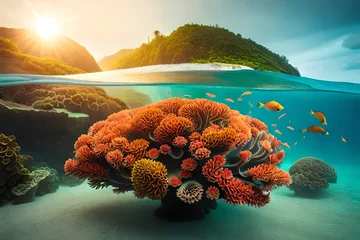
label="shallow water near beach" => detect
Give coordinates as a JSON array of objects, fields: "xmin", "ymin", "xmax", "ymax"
[{"xmin": 0, "ymin": 64, "xmax": 359, "ymax": 240}]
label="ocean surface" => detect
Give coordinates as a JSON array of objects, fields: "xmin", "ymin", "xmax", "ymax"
[{"xmin": 0, "ymin": 63, "xmax": 359, "ymax": 240}]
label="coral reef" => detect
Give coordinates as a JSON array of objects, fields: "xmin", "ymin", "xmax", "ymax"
[
  {"xmin": 0, "ymin": 133, "xmax": 31, "ymax": 205},
  {"xmin": 32, "ymin": 166, "xmax": 59, "ymax": 196},
  {"xmin": 64, "ymin": 98, "xmax": 291, "ymax": 221},
  {"xmin": 12, "ymin": 169, "xmax": 50, "ymax": 204},
  {"xmin": 0, "ymin": 84, "xmax": 128, "ymax": 121},
  {"xmin": 288, "ymin": 157, "xmax": 337, "ymax": 197}
]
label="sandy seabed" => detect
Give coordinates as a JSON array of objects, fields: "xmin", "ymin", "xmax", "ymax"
[{"xmin": 0, "ymin": 176, "xmax": 359, "ymax": 240}]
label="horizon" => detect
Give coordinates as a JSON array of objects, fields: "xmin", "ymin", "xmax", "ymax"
[{"xmin": 0, "ymin": 0, "xmax": 359, "ymax": 82}]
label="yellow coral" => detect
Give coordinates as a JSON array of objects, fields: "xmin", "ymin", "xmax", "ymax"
[{"xmin": 131, "ymin": 159, "xmax": 168, "ymax": 200}]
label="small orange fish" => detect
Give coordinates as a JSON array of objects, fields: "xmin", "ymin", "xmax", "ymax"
[
  {"xmin": 294, "ymin": 141, "xmax": 298, "ymax": 145},
  {"xmin": 249, "ymin": 111, "xmax": 252, "ymax": 114},
  {"xmin": 282, "ymin": 142, "xmax": 290, "ymax": 149},
  {"xmin": 225, "ymin": 98, "xmax": 234, "ymax": 103},
  {"xmin": 206, "ymin": 93, "xmax": 216, "ymax": 98},
  {"xmin": 257, "ymin": 101, "xmax": 284, "ymax": 112},
  {"xmin": 274, "ymin": 129, "xmax": 282, "ymax": 135},
  {"xmin": 249, "ymin": 101, "xmax": 253, "ymax": 107},
  {"xmin": 240, "ymin": 91, "xmax": 252, "ymax": 97},
  {"xmin": 271, "ymin": 124, "xmax": 277, "ymax": 127},
  {"xmin": 278, "ymin": 113, "xmax": 286, "ymax": 120},
  {"xmin": 287, "ymin": 126, "xmax": 294, "ymax": 131},
  {"xmin": 301, "ymin": 126, "xmax": 329, "ymax": 135},
  {"xmin": 309, "ymin": 110, "xmax": 327, "ymax": 125},
  {"xmin": 341, "ymin": 136, "xmax": 347, "ymax": 143},
  {"xmin": 237, "ymin": 97, "xmax": 243, "ymax": 101}
]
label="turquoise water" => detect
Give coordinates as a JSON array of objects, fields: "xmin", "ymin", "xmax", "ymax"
[{"xmin": 0, "ymin": 64, "xmax": 359, "ymax": 239}]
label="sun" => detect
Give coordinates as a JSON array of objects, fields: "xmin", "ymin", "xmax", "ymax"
[{"xmin": 35, "ymin": 17, "xmax": 58, "ymax": 40}]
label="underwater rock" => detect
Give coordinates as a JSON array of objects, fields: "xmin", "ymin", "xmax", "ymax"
[
  {"xmin": 288, "ymin": 157, "xmax": 337, "ymax": 197},
  {"xmin": 64, "ymin": 98, "xmax": 292, "ymax": 222},
  {"xmin": 12, "ymin": 169, "xmax": 50, "ymax": 204},
  {"xmin": 0, "ymin": 99, "xmax": 92, "ymax": 173},
  {"xmin": 0, "ymin": 133, "xmax": 30, "ymax": 206}
]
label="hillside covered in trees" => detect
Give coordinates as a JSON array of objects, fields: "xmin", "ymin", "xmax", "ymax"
[
  {"xmin": 113, "ymin": 24, "xmax": 300, "ymax": 76},
  {"xmin": 98, "ymin": 49, "xmax": 134, "ymax": 70},
  {"xmin": 0, "ymin": 37, "xmax": 86, "ymax": 75},
  {"xmin": 0, "ymin": 27, "xmax": 101, "ymax": 73}
]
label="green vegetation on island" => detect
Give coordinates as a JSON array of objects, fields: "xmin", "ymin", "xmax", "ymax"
[
  {"xmin": 112, "ymin": 24, "xmax": 300, "ymax": 76},
  {"xmin": 0, "ymin": 27, "xmax": 101, "ymax": 72},
  {"xmin": 98, "ymin": 49, "xmax": 134, "ymax": 70},
  {"xmin": 0, "ymin": 37, "xmax": 86, "ymax": 75}
]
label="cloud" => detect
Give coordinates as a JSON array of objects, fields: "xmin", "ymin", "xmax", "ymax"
[
  {"xmin": 342, "ymin": 34, "xmax": 360, "ymax": 49},
  {"xmin": 343, "ymin": 61, "xmax": 360, "ymax": 71}
]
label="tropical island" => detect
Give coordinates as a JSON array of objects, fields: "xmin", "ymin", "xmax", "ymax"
[
  {"xmin": 101, "ymin": 24, "xmax": 300, "ymax": 76},
  {"xmin": 0, "ymin": 24, "xmax": 300, "ymax": 76}
]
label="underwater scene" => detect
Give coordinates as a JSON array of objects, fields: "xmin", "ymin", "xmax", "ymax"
[
  {"xmin": 0, "ymin": 64, "xmax": 359, "ymax": 240},
  {"xmin": 1, "ymin": 0, "xmax": 360, "ymax": 239}
]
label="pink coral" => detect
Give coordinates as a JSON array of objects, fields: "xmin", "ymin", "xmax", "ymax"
[
  {"xmin": 188, "ymin": 132, "xmax": 201, "ymax": 141},
  {"xmin": 189, "ymin": 140, "xmax": 205, "ymax": 151},
  {"xmin": 159, "ymin": 144, "xmax": 171, "ymax": 154},
  {"xmin": 146, "ymin": 148, "xmax": 160, "ymax": 159},
  {"xmin": 239, "ymin": 150, "xmax": 252, "ymax": 162},
  {"xmin": 206, "ymin": 186, "xmax": 220, "ymax": 200},
  {"xmin": 168, "ymin": 176, "xmax": 182, "ymax": 187},
  {"xmin": 193, "ymin": 147, "xmax": 211, "ymax": 160},
  {"xmin": 181, "ymin": 158, "xmax": 197, "ymax": 171},
  {"xmin": 172, "ymin": 136, "xmax": 188, "ymax": 148}
]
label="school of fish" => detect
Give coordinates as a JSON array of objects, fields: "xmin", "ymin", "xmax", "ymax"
[{"xmin": 202, "ymin": 91, "xmax": 348, "ymax": 147}]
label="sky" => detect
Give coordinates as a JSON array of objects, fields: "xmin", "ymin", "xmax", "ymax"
[{"xmin": 0, "ymin": 0, "xmax": 360, "ymax": 82}]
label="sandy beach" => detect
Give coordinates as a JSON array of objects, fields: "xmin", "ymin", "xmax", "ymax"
[{"xmin": 1, "ymin": 174, "xmax": 359, "ymax": 240}]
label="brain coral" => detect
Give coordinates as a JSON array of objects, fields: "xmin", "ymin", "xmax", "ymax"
[
  {"xmin": 289, "ymin": 157, "xmax": 337, "ymax": 195},
  {"xmin": 64, "ymin": 98, "xmax": 291, "ymax": 221},
  {"xmin": 131, "ymin": 159, "xmax": 168, "ymax": 200},
  {"xmin": 0, "ymin": 133, "xmax": 31, "ymax": 205},
  {"xmin": 0, "ymin": 85, "xmax": 128, "ymax": 121}
]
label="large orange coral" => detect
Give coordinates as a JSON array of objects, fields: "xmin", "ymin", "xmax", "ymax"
[{"xmin": 64, "ymin": 97, "xmax": 291, "ymax": 221}]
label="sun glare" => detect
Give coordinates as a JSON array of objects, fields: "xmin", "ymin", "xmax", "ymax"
[{"xmin": 35, "ymin": 17, "xmax": 58, "ymax": 40}]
